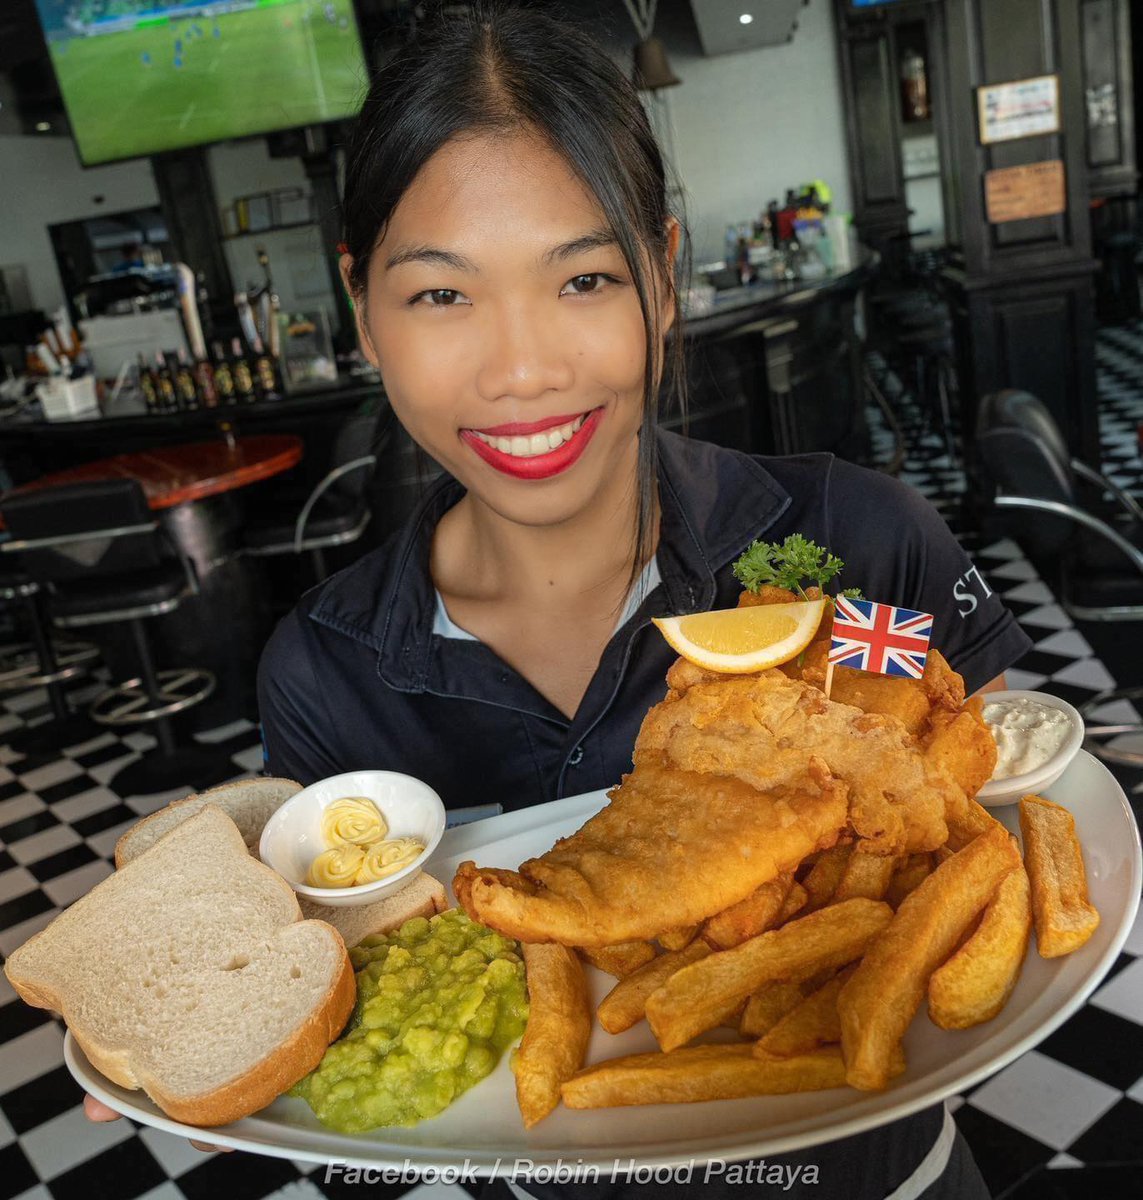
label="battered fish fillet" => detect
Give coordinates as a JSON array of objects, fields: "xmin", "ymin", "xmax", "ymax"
[
  {"xmin": 635, "ymin": 670, "xmax": 964, "ymax": 856},
  {"xmin": 454, "ymin": 758, "xmax": 848, "ymax": 947}
]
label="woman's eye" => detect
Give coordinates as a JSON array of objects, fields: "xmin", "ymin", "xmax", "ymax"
[
  {"xmin": 412, "ymin": 288, "xmax": 467, "ymax": 307},
  {"xmin": 562, "ymin": 273, "xmax": 619, "ymax": 296}
]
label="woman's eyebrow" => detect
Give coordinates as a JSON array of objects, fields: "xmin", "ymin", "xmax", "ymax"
[
  {"xmin": 383, "ymin": 229, "xmax": 618, "ymax": 273},
  {"xmin": 384, "ymin": 244, "xmax": 476, "ymax": 271},
  {"xmin": 543, "ymin": 229, "xmax": 619, "ymax": 265}
]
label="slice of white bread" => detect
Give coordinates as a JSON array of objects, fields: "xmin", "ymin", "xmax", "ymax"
[
  {"xmin": 115, "ymin": 778, "xmax": 302, "ymax": 867},
  {"xmin": 5, "ymin": 805, "xmax": 355, "ymax": 1127},
  {"xmin": 298, "ymin": 872, "xmax": 448, "ymax": 948},
  {"xmin": 116, "ymin": 777, "xmax": 449, "ymax": 947}
]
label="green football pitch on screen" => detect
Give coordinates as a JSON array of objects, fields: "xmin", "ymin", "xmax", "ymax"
[{"xmin": 46, "ymin": 0, "xmax": 368, "ymax": 165}]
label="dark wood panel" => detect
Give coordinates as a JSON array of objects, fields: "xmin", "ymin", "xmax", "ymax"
[
  {"xmin": 947, "ymin": 267, "xmax": 1100, "ymax": 465},
  {"xmin": 852, "ymin": 35, "xmax": 903, "ymax": 206},
  {"xmin": 979, "ymin": 0, "xmax": 1051, "ymax": 82},
  {"xmin": 1082, "ymin": 0, "xmax": 1137, "ymax": 195}
]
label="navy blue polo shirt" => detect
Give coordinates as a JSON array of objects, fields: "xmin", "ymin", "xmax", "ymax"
[{"xmin": 257, "ymin": 429, "xmax": 1030, "ymax": 802}]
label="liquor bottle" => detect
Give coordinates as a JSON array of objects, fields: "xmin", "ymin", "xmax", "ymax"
[
  {"xmin": 252, "ymin": 347, "xmax": 282, "ymax": 400},
  {"xmin": 194, "ymin": 354, "xmax": 218, "ymax": 408},
  {"xmin": 175, "ymin": 348, "xmax": 199, "ymax": 411},
  {"xmin": 212, "ymin": 341, "xmax": 236, "ymax": 405},
  {"xmin": 154, "ymin": 351, "xmax": 178, "ymax": 412},
  {"xmin": 231, "ymin": 337, "xmax": 257, "ymax": 403},
  {"xmin": 138, "ymin": 354, "xmax": 159, "ymax": 414}
]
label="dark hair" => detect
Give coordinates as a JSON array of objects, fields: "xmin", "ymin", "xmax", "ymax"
[{"xmin": 341, "ymin": 2, "xmax": 687, "ymax": 589}]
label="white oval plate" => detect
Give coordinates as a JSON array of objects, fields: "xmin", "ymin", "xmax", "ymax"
[{"xmin": 67, "ymin": 752, "xmax": 1141, "ymax": 1172}]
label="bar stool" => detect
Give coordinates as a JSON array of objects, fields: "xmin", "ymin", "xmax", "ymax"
[
  {"xmin": 0, "ymin": 564, "xmax": 101, "ymax": 752},
  {"xmin": 0, "ymin": 480, "xmax": 236, "ymax": 794}
]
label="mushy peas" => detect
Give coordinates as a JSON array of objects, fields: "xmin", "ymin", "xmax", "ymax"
[{"xmin": 290, "ymin": 909, "xmax": 528, "ymax": 1132}]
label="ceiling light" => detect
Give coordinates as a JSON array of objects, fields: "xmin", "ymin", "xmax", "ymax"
[
  {"xmin": 36, "ymin": 121, "xmax": 52, "ymax": 132},
  {"xmin": 739, "ymin": 13, "xmax": 754, "ymax": 24}
]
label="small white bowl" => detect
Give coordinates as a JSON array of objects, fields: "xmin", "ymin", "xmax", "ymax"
[
  {"xmin": 976, "ymin": 689, "xmax": 1085, "ymax": 808},
  {"xmin": 258, "ymin": 771, "xmax": 445, "ymax": 907}
]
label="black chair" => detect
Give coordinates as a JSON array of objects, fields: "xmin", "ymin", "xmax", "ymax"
[
  {"xmin": 242, "ymin": 404, "xmax": 389, "ymax": 581},
  {"xmin": 973, "ymin": 389, "xmax": 1143, "ymax": 765},
  {"xmin": 974, "ymin": 389, "xmax": 1143, "ymax": 620},
  {"xmin": 0, "ymin": 480, "xmax": 234, "ymax": 792}
]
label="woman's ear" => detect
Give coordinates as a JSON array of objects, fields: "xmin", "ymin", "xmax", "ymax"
[{"xmin": 340, "ymin": 253, "xmax": 380, "ymax": 368}]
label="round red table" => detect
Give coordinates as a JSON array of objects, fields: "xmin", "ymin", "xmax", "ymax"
[
  {"xmin": 6, "ymin": 434, "xmax": 303, "ymax": 510},
  {"xmin": 1, "ymin": 434, "xmax": 305, "ymax": 728}
]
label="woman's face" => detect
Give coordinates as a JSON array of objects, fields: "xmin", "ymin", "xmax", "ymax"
[{"xmin": 347, "ymin": 131, "xmax": 675, "ymax": 531}]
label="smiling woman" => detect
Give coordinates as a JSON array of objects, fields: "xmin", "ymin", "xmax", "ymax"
[{"xmin": 248, "ymin": 4, "xmax": 1032, "ymax": 1196}]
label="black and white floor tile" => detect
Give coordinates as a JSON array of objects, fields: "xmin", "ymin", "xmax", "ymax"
[{"xmin": 2, "ymin": 327, "xmax": 1143, "ymax": 1200}]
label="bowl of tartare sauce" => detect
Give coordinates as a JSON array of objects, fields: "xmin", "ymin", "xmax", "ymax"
[{"xmin": 976, "ymin": 690, "xmax": 1085, "ymax": 807}]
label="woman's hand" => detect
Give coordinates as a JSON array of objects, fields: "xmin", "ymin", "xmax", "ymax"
[{"xmin": 83, "ymin": 1093, "xmax": 231, "ymax": 1153}]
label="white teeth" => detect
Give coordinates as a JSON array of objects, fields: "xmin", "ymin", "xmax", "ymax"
[{"xmin": 470, "ymin": 412, "xmax": 593, "ymax": 458}]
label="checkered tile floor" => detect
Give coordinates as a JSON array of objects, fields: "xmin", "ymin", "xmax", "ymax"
[{"xmin": 1, "ymin": 328, "xmax": 1142, "ymax": 1200}]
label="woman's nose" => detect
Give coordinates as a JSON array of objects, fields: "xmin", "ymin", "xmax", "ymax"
[{"xmin": 474, "ymin": 304, "xmax": 575, "ymax": 402}]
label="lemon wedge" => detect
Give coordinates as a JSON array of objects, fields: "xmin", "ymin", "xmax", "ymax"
[{"xmin": 652, "ymin": 600, "xmax": 827, "ymax": 674}]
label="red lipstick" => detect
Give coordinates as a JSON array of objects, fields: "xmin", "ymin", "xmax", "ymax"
[
  {"xmin": 460, "ymin": 408, "xmax": 603, "ymax": 481},
  {"xmin": 472, "ymin": 412, "xmax": 587, "ymax": 437}
]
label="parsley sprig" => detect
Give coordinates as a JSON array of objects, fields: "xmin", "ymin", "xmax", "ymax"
[{"xmin": 732, "ymin": 534, "xmax": 863, "ymax": 601}]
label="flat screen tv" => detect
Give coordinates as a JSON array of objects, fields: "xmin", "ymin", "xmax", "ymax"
[{"xmin": 34, "ymin": 1, "xmax": 369, "ymax": 166}]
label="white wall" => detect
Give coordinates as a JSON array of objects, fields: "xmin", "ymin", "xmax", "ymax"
[
  {"xmin": 0, "ymin": 135, "xmax": 158, "ymax": 314},
  {"xmin": 659, "ymin": 0, "xmax": 852, "ymax": 264}
]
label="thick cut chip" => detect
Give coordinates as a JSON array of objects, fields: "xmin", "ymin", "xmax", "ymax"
[
  {"xmin": 946, "ymin": 799, "xmax": 1006, "ymax": 851},
  {"xmin": 833, "ymin": 850, "xmax": 898, "ymax": 904},
  {"xmin": 756, "ymin": 965, "xmax": 857, "ymax": 1056},
  {"xmin": 839, "ymin": 825, "xmax": 1020, "ymax": 1090},
  {"xmin": 885, "ymin": 854, "xmax": 934, "ymax": 909},
  {"xmin": 801, "ymin": 845, "xmax": 853, "ymax": 913},
  {"xmin": 929, "ymin": 848, "xmax": 1032, "ymax": 1029},
  {"xmin": 597, "ymin": 941, "xmax": 712, "ymax": 1035},
  {"xmin": 646, "ymin": 898, "xmax": 892, "ymax": 1052},
  {"xmin": 739, "ymin": 981, "xmax": 808, "ymax": 1038},
  {"xmin": 561, "ymin": 1044, "xmax": 848, "ymax": 1109},
  {"xmin": 577, "ymin": 942, "xmax": 656, "ymax": 978},
  {"xmin": 777, "ymin": 882, "xmax": 809, "ymax": 924},
  {"xmin": 1019, "ymin": 795, "xmax": 1100, "ymax": 958},
  {"xmin": 702, "ymin": 874, "xmax": 794, "ymax": 950},
  {"xmin": 657, "ymin": 926, "xmax": 699, "ymax": 951},
  {"xmin": 512, "ymin": 944, "xmax": 591, "ymax": 1128}
]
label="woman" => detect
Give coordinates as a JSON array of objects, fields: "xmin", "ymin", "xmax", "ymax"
[{"xmin": 94, "ymin": 5, "xmax": 1029, "ymax": 1194}]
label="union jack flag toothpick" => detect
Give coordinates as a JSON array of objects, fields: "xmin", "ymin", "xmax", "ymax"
[{"xmin": 828, "ymin": 596, "xmax": 934, "ymax": 680}]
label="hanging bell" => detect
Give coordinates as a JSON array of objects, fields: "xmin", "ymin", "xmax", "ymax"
[{"xmin": 632, "ymin": 37, "xmax": 681, "ymax": 91}]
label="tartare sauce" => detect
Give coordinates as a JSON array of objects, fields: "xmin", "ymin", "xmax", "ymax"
[{"xmin": 983, "ymin": 697, "xmax": 1073, "ymax": 780}]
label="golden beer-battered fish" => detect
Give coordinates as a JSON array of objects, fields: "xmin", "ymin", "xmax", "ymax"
[
  {"xmin": 455, "ymin": 758, "xmax": 848, "ymax": 947},
  {"xmin": 635, "ymin": 670, "xmax": 963, "ymax": 855}
]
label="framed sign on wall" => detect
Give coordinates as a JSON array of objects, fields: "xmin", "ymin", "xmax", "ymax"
[{"xmin": 977, "ymin": 75, "xmax": 1060, "ymax": 144}]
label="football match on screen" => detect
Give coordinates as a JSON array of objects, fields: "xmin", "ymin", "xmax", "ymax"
[{"xmin": 34, "ymin": 0, "xmax": 368, "ymax": 164}]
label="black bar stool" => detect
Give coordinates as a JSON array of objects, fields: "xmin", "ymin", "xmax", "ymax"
[
  {"xmin": 0, "ymin": 480, "xmax": 236, "ymax": 794},
  {"xmin": 0, "ymin": 564, "xmax": 101, "ymax": 751}
]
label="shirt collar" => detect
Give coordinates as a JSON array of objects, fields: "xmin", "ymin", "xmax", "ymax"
[{"xmin": 308, "ymin": 428, "xmax": 792, "ymax": 692}]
